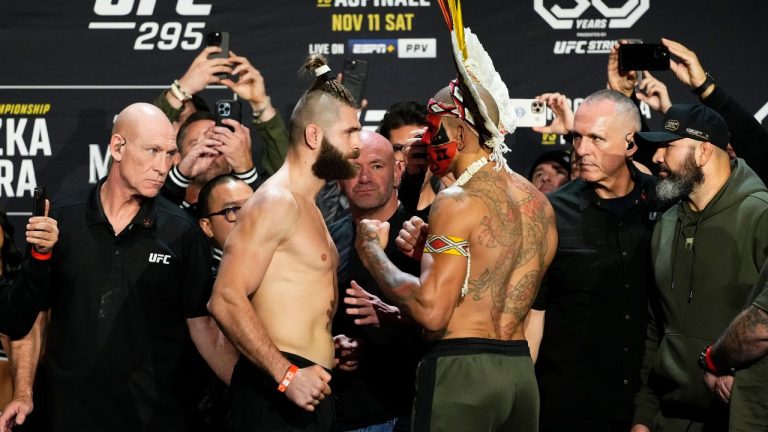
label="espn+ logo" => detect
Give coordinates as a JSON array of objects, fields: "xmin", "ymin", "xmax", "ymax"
[{"xmin": 534, "ymin": 0, "xmax": 649, "ymax": 30}]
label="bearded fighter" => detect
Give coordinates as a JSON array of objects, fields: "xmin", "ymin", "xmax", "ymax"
[{"xmin": 208, "ymin": 56, "xmax": 361, "ymax": 432}]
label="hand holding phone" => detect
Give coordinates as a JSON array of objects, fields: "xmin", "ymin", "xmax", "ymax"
[
  {"xmin": 403, "ymin": 129, "xmax": 428, "ymax": 175},
  {"xmin": 207, "ymin": 31, "xmax": 231, "ymax": 79},
  {"xmin": 341, "ymin": 58, "xmax": 369, "ymax": 106},
  {"xmin": 509, "ymin": 99, "xmax": 549, "ymax": 128},
  {"xmin": 532, "ymin": 93, "xmax": 573, "ymax": 136},
  {"xmin": 29, "ymin": 186, "xmax": 58, "ymax": 253},
  {"xmin": 33, "ymin": 186, "xmax": 47, "ymax": 217},
  {"xmin": 215, "ymin": 99, "xmax": 242, "ymax": 132}
]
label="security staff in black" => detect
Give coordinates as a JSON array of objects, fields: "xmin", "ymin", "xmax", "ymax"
[
  {"xmin": 21, "ymin": 179, "xmax": 213, "ymax": 431},
  {"xmin": 10, "ymin": 103, "xmax": 216, "ymax": 432},
  {"xmin": 533, "ymin": 163, "xmax": 659, "ymax": 431},
  {"xmin": 529, "ymin": 90, "xmax": 662, "ymax": 432}
]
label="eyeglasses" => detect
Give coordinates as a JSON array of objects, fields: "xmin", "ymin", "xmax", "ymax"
[{"xmin": 207, "ymin": 206, "xmax": 241, "ymax": 223}]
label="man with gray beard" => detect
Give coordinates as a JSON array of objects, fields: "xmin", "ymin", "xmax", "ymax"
[{"xmin": 632, "ymin": 104, "xmax": 768, "ymax": 431}]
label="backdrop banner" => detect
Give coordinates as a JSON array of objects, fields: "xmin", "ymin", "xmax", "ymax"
[{"xmin": 2, "ymin": 1, "xmax": 767, "ymax": 241}]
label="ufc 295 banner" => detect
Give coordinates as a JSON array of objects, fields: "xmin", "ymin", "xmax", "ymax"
[{"xmin": 1, "ymin": 0, "xmax": 767, "ymax": 241}]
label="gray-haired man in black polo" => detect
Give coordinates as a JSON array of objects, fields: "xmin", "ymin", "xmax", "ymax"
[
  {"xmin": 528, "ymin": 89, "xmax": 659, "ymax": 432},
  {"xmin": 0, "ymin": 103, "xmax": 232, "ymax": 431}
]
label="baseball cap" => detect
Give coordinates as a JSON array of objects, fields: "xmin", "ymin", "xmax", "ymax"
[
  {"xmin": 635, "ymin": 104, "xmax": 730, "ymax": 149},
  {"xmin": 528, "ymin": 150, "xmax": 571, "ymax": 180}
]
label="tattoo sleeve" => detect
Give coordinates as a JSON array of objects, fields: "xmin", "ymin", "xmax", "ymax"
[
  {"xmin": 711, "ymin": 305, "xmax": 768, "ymax": 369},
  {"xmin": 360, "ymin": 239, "xmax": 421, "ymax": 310}
]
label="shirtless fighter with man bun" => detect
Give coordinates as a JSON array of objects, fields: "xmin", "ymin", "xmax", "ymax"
[{"xmin": 208, "ymin": 55, "xmax": 361, "ymax": 432}]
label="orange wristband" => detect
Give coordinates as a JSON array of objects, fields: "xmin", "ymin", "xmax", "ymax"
[
  {"xmin": 31, "ymin": 248, "xmax": 52, "ymax": 261},
  {"xmin": 277, "ymin": 364, "xmax": 299, "ymax": 393}
]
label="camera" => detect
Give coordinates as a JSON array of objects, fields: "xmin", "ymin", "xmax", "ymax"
[
  {"xmin": 217, "ymin": 101, "xmax": 232, "ymax": 117},
  {"xmin": 618, "ymin": 43, "xmax": 670, "ymax": 72},
  {"xmin": 33, "ymin": 186, "xmax": 46, "ymax": 217},
  {"xmin": 508, "ymin": 99, "xmax": 548, "ymax": 128},
  {"xmin": 206, "ymin": 31, "xmax": 223, "ymax": 47},
  {"xmin": 531, "ymin": 100, "xmax": 546, "ymax": 115},
  {"xmin": 341, "ymin": 58, "xmax": 369, "ymax": 106},
  {"xmin": 206, "ymin": 31, "xmax": 230, "ymax": 79},
  {"xmin": 215, "ymin": 99, "xmax": 242, "ymax": 132}
]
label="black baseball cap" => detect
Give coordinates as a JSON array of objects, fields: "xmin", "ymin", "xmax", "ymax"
[
  {"xmin": 528, "ymin": 150, "xmax": 571, "ymax": 180},
  {"xmin": 636, "ymin": 104, "xmax": 730, "ymax": 150}
]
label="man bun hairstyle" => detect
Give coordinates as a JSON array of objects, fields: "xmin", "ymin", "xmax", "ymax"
[
  {"xmin": 301, "ymin": 54, "xmax": 357, "ymax": 109},
  {"xmin": 288, "ymin": 55, "xmax": 359, "ymax": 147}
]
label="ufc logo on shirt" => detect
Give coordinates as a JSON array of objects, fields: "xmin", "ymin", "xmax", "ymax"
[{"xmin": 148, "ymin": 253, "xmax": 171, "ymax": 264}]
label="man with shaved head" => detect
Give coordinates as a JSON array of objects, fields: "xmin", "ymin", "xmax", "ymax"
[
  {"xmin": 328, "ymin": 130, "xmax": 424, "ymax": 431},
  {"xmin": 1, "ymin": 103, "xmax": 229, "ymax": 431},
  {"xmin": 356, "ymin": 77, "xmax": 557, "ymax": 431},
  {"xmin": 208, "ymin": 56, "xmax": 361, "ymax": 432}
]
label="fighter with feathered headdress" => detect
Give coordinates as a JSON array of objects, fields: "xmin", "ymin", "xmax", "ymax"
[
  {"xmin": 425, "ymin": 0, "xmax": 517, "ymax": 173},
  {"xmin": 354, "ymin": 2, "xmax": 556, "ymax": 431}
]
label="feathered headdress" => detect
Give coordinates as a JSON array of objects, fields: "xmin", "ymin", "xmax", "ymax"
[{"xmin": 435, "ymin": 0, "xmax": 515, "ymax": 172}]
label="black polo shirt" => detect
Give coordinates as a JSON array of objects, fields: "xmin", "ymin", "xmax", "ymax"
[
  {"xmin": 329, "ymin": 205, "xmax": 424, "ymax": 430},
  {"xmin": 534, "ymin": 170, "xmax": 660, "ymax": 429},
  {"xmin": 34, "ymin": 180, "xmax": 212, "ymax": 432}
]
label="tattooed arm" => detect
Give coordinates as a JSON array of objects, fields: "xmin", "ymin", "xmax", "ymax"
[
  {"xmin": 710, "ymin": 304, "xmax": 768, "ymax": 370},
  {"xmin": 356, "ymin": 191, "xmax": 473, "ymax": 331}
]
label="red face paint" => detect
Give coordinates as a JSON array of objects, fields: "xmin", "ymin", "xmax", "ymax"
[{"xmin": 422, "ymin": 113, "xmax": 458, "ymax": 175}]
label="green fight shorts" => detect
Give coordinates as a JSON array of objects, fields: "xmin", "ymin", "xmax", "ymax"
[{"xmin": 412, "ymin": 338, "xmax": 538, "ymax": 432}]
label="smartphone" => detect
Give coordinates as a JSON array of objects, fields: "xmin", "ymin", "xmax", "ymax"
[
  {"xmin": 33, "ymin": 186, "xmax": 46, "ymax": 217},
  {"xmin": 508, "ymin": 99, "xmax": 548, "ymax": 128},
  {"xmin": 619, "ymin": 43, "xmax": 670, "ymax": 72},
  {"xmin": 215, "ymin": 99, "xmax": 242, "ymax": 132},
  {"xmin": 206, "ymin": 31, "xmax": 230, "ymax": 79},
  {"xmin": 341, "ymin": 58, "xmax": 369, "ymax": 106}
]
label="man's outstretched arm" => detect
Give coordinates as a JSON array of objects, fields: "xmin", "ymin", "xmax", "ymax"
[{"xmin": 356, "ymin": 191, "xmax": 472, "ymax": 331}]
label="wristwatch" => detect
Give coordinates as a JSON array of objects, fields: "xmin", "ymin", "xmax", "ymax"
[
  {"xmin": 691, "ymin": 72, "xmax": 716, "ymax": 96},
  {"xmin": 698, "ymin": 345, "xmax": 735, "ymax": 375}
]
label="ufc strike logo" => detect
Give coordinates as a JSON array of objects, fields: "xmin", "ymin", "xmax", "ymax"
[
  {"xmin": 148, "ymin": 253, "xmax": 171, "ymax": 264},
  {"xmin": 534, "ymin": 0, "xmax": 649, "ymax": 30}
]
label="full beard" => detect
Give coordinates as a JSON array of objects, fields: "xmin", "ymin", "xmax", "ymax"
[
  {"xmin": 656, "ymin": 148, "xmax": 704, "ymax": 205},
  {"xmin": 312, "ymin": 138, "xmax": 359, "ymax": 180}
]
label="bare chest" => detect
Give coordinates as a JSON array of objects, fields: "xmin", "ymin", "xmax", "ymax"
[{"xmin": 281, "ymin": 207, "xmax": 338, "ymax": 274}]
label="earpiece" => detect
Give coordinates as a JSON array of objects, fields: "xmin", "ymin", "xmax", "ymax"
[{"xmin": 627, "ymin": 141, "xmax": 635, "ymax": 150}]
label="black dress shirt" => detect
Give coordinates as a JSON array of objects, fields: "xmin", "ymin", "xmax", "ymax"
[{"xmin": 534, "ymin": 169, "xmax": 660, "ymax": 429}]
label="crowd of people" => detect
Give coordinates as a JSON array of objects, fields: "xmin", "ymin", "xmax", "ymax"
[{"xmin": 1, "ymin": 10, "xmax": 768, "ymax": 432}]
